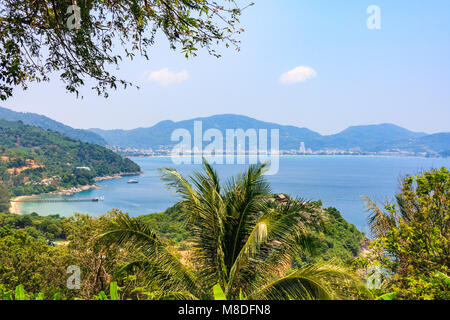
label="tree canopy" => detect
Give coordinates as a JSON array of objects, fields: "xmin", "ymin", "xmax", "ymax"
[
  {"xmin": 363, "ymin": 167, "xmax": 450, "ymax": 300},
  {"xmin": 0, "ymin": 119, "xmax": 141, "ymax": 196},
  {"xmin": 0, "ymin": 185, "xmax": 10, "ymax": 212},
  {"xmin": 99, "ymin": 160, "xmax": 369, "ymax": 300},
  {"xmin": 0, "ymin": 0, "xmax": 251, "ymax": 100}
]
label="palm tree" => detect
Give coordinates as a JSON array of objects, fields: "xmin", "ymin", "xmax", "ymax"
[{"xmin": 99, "ymin": 160, "xmax": 367, "ymax": 300}]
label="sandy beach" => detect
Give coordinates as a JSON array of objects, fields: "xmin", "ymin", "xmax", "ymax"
[
  {"xmin": 9, "ymin": 195, "xmax": 32, "ymax": 214},
  {"xmin": 9, "ymin": 184, "xmax": 100, "ymax": 215},
  {"xmin": 8, "ymin": 171, "xmax": 143, "ymax": 215}
]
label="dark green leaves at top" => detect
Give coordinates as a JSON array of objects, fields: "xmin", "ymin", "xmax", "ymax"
[{"xmin": 0, "ymin": 0, "xmax": 249, "ymax": 100}]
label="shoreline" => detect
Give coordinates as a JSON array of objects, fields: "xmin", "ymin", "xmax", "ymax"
[
  {"xmin": 126, "ymin": 154, "xmax": 446, "ymax": 159},
  {"xmin": 93, "ymin": 171, "xmax": 143, "ymax": 182},
  {"xmin": 9, "ymin": 171, "xmax": 143, "ymax": 215}
]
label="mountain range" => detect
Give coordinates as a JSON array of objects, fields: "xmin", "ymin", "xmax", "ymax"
[
  {"xmin": 0, "ymin": 108, "xmax": 449, "ymax": 156},
  {"xmin": 0, "ymin": 107, "xmax": 107, "ymax": 145},
  {"xmin": 91, "ymin": 114, "xmax": 450, "ymax": 156}
]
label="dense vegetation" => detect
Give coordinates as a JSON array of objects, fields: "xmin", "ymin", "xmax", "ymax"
[
  {"xmin": 0, "ymin": 211, "xmax": 65, "ymax": 241},
  {"xmin": 294, "ymin": 206, "xmax": 365, "ymax": 267},
  {"xmin": 0, "ymin": 226, "xmax": 71, "ymax": 297},
  {"xmin": 0, "ymin": 119, "xmax": 140, "ymax": 196},
  {"xmin": 139, "ymin": 203, "xmax": 191, "ymax": 243},
  {"xmin": 139, "ymin": 200, "xmax": 365, "ymax": 266},
  {"xmin": 0, "ymin": 161, "xmax": 370, "ymax": 300},
  {"xmin": 0, "ymin": 164, "xmax": 447, "ymax": 300},
  {"xmin": 0, "ymin": 106, "xmax": 106, "ymax": 145},
  {"xmin": 0, "ymin": 203, "xmax": 367, "ymax": 299},
  {"xmin": 96, "ymin": 161, "xmax": 370, "ymax": 300},
  {"xmin": 0, "ymin": 185, "xmax": 9, "ymax": 212},
  {"xmin": 360, "ymin": 168, "xmax": 450, "ymax": 300}
]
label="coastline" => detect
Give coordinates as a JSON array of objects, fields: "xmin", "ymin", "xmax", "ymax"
[
  {"xmin": 93, "ymin": 171, "xmax": 143, "ymax": 182},
  {"xmin": 9, "ymin": 171, "xmax": 143, "ymax": 215},
  {"xmin": 126, "ymin": 154, "xmax": 446, "ymax": 159},
  {"xmin": 9, "ymin": 195, "xmax": 31, "ymax": 214}
]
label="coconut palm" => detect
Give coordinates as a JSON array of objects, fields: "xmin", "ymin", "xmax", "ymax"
[{"xmin": 99, "ymin": 160, "xmax": 367, "ymax": 300}]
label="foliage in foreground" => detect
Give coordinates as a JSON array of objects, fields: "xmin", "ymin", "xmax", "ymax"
[
  {"xmin": 361, "ymin": 167, "xmax": 450, "ymax": 300},
  {"xmin": 0, "ymin": 210, "xmax": 129, "ymax": 299},
  {"xmin": 0, "ymin": 282, "xmax": 119, "ymax": 301},
  {"xmin": 99, "ymin": 160, "xmax": 369, "ymax": 300},
  {"xmin": 0, "ymin": 227, "xmax": 71, "ymax": 298},
  {"xmin": 0, "ymin": 0, "xmax": 248, "ymax": 100},
  {"xmin": 139, "ymin": 201, "xmax": 365, "ymax": 267},
  {"xmin": 1, "ymin": 164, "xmax": 448, "ymax": 300},
  {"xmin": 0, "ymin": 198, "xmax": 366, "ymax": 300}
]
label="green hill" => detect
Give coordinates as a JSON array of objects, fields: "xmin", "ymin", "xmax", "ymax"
[
  {"xmin": 322, "ymin": 123, "xmax": 427, "ymax": 151},
  {"xmin": 0, "ymin": 107, "xmax": 107, "ymax": 146},
  {"xmin": 139, "ymin": 201, "xmax": 366, "ymax": 265},
  {"xmin": 0, "ymin": 119, "xmax": 140, "ymax": 196}
]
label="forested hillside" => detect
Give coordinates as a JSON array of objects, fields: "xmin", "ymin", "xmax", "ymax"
[
  {"xmin": 0, "ymin": 107, "xmax": 106, "ymax": 145},
  {"xmin": 139, "ymin": 201, "xmax": 365, "ymax": 265},
  {"xmin": 0, "ymin": 120, "xmax": 140, "ymax": 196}
]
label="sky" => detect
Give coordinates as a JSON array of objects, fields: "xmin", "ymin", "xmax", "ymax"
[{"xmin": 3, "ymin": 0, "xmax": 450, "ymax": 135}]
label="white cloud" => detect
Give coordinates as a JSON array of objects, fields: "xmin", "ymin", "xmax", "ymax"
[
  {"xmin": 146, "ymin": 68, "xmax": 189, "ymax": 86},
  {"xmin": 279, "ymin": 66, "xmax": 317, "ymax": 84}
]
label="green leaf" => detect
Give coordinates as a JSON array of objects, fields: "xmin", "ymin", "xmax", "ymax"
[
  {"xmin": 213, "ymin": 284, "xmax": 226, "ymax": 300},
  {"xmin": 15, "ymin": 285, "xmax": 26, "ymax": 300},
  {"xmin": 35, "ymin": 292, "xmax": 45, "ymax": 300},
  {"xmin": 434, "ymin": 272, "xmax": 450, "ymax": 286},
  {"xmin": 97, "ymin": 291, "xmax": 108, "ymax": 300},
  {"xmin": 377, "ymin": 292, "xmax": 397, "ymax": 300},
  {"xmin": 1, "ymin": 292, "xmax": 13, "ymax": 300},
  {"xmin": 110, "ymin": 282, "xmax": 119, "ymax": 300},
  {"xmin": 53, "ymin": 292, "xmax": 62, "ymax": 300}
]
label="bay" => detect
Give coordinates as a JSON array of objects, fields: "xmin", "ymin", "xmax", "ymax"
[{"xmin": 16, "ymin": 156, "xmax": 450, "ymax": 233}]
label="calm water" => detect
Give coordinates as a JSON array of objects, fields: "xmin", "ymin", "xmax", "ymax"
[{"xmin": 17, "ymin": 156, "xmax": 450, "ymax": 233}]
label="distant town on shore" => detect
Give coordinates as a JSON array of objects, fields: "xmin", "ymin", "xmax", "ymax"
[{"xmin": 1, "ymin": 108, "xmax": 449, "ymax": 159}]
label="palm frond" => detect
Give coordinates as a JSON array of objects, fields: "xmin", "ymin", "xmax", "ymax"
[
  {"xmin": 363, "ymin": 196, "xmax": 396, "ymax": 237},
  {"xmin": 160, "ymin": 160, "xmax": 229, "ymax": 288},
  {"xmin": 222, "ymin": 162, "xmax": 272, "ymax": 271},
  {"xmin": 145, "ymin": 291, "xmax": 199, "ymax": 300},
  {"xmin": 97, "ymin": 214, "xmax": 204, "ymax": 298},
  {"xmin": 159, "ymin": 167, "xmax": 200, "ymax": 205},
  {"xmin": 395, "ymin": 194, "xmax": 415, "ymax": 223},
  {"xmin": 252, "ymin": 222, "xmax": 318, "ymax": 281},
  {"xmin": 226, "ymin": 199, "xmax": 323, "ymax": 298},
  {"xmin": 249, "ymin": 261, "xmax": 369, "ymax": 300}
]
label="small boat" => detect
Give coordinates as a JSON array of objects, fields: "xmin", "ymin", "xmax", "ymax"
[{"xmin": 127, "ymin": 179, "xmax": 139, "ymax": 184}]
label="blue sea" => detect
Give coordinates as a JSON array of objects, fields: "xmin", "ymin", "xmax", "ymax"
[{"xmin": 16, "ymin": 156, "xmax": 450, "ymax": 233}]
